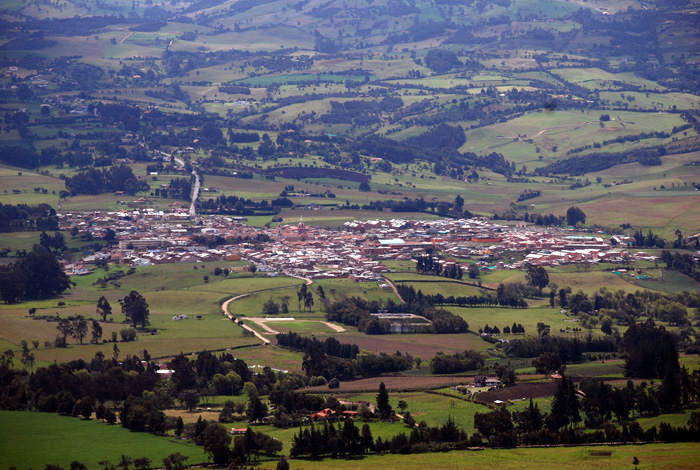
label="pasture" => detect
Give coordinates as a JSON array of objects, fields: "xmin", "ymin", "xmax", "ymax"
[
  {"xmin": 0, "ymin": 411, "xmax": 208, "ymax": 470},
  {"xmin": 342, "ymin": 390, "xmax": 484, "ymax": 434},
  {"xmin": 0, "ymin": 264, "xmax": 311, "ymax": 363},
  {"xmin": 255, "ymin": 442, "xmax": 700, "ymax": 470}
]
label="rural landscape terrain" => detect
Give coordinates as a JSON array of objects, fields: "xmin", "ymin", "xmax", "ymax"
[{"xmin": 1, "ymin": 0, "xmax": 700, "ymax": 468}]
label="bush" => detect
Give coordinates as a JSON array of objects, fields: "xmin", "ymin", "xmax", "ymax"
[
  {"xmin": 120, "ymin": 327, "xmax": 137, "ymax": 342},
  {"xmin": 310, "ymin": 376, "xmax": 328, "ymax": 386}
]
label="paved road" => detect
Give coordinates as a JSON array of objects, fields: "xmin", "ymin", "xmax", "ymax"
[{"xmin": 173, "ymin": 155, "xmax": 200, "ymax": 216}]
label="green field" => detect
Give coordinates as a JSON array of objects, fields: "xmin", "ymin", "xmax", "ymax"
[
  {"xmin": 255, "ymin": 442, "xmax": 700, "ymax": 469},
  {"xmin": 0, "ymin": 411, "xmax": 208, "ymax": 470}
]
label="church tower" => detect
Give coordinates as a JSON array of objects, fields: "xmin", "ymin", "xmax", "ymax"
[{"xmin": 297, "ymin": 216, "xmax": 306, "ymax": 236}]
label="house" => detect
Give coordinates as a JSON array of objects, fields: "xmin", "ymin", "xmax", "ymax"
[
  {"xmin": 309, "ymin": 408, "xmax": 337, "ymax": 421},
  {"xmin": 473, "ymin": 375, "xmax": 501, "ymax": 387},
  {"xmin": 230, "ymin": 428, "xmax": 247, "ymax": 435}
]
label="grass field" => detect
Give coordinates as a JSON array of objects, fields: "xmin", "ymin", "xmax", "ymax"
[
  {"xmin": 349, "ymin": 390, "xmax": 484, "ymax": 434},
  {"xmin": 255, "ymin": 442, "xmax": 700, "ymax": 469},
  {"xmin": 0, "ymin": 411, "xmax": 208, "ymax": 470}
]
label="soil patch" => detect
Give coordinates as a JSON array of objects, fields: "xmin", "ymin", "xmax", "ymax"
[
  {"xmin": 478, "ymin": 381, "xmax": 558, "ymax": 402},
  {"xmin": 300, "ymin": 375, "xmax": 473, "ymax": 393}
]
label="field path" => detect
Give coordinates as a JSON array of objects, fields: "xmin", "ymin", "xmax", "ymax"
[
  {"xmin": 382, "ymin": 276, "xmax": 405, "ymax": 303},
  {"xmin": 120, "ymin": 32, "xmax": 133, "ymax": 44},
  {"xmin": 219, "ymin": 278, "xmax": 322, "ymax": 344},
  {"xmin": 245, "ymin": 317, "xmax": 346, "ymax": 334},
  {"xmin": 221, "ymin": 294, "xmax": 271, "ymax": 345},
  {"xmin": 535, "ymin": 120, "xmax": 596, "ymax": 137}
]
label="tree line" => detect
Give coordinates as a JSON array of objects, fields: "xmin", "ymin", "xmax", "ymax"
[
  {"xmin": 0, "ymin": 202, "xmax": 58, "ymax": 233},
  {"xmin": 0, "ymin": 245, "xmax": 72, "ymax": 303},
  {"xmin": 64, "ymin": 165, "xmax": 149, "ymax": 196}
]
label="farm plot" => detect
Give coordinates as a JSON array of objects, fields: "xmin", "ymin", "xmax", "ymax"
[{"xmin": 339, "ymin": 331, "xmax": 491, "ymax": 358}]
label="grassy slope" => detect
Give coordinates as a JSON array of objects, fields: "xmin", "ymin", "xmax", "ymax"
[{"xmin": 0, "ymin": 411, "xmax": 208, "ymax": 470}]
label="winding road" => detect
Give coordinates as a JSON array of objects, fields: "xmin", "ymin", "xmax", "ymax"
[{"xmin": 219, "ymin": 275, "xmax": 346, "ymax": 345}]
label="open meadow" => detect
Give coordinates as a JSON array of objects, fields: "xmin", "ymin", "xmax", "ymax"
[
  {"xmin": 0, "ymin": 411, "xmax": 208, "ymax": 470},
  {"xmin": 255, "ymin": 442, "xmax": 700, "ymax": 470}
]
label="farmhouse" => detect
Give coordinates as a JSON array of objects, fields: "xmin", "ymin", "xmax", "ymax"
[{"xmin": 473, "ymin": 376, "xmax": 502, "ymax": 387}]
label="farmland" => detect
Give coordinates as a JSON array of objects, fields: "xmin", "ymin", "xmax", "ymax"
[{"xmin": 0, "ymin": 411, "xmax": 208, "ymax": 470}]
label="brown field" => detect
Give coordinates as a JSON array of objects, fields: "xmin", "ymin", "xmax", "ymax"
[
  {"xmin": 576, "ymin": 195, "xmax": 700, "ymax": 233},
  {"xmin": 479, "ymin": 381, "xmax": 559, "ymax": 402},
  {"xmin": 340, "ymin": 331, "xmax": 490, "ymax": 358},
  {"xmin": 300, "ymin": 374, "xmax": 475, "ymax": 393}
]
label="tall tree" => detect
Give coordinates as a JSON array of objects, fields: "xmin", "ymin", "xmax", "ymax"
[
  {"xmin": 120, "ymin": 291, "xmax": 150, "ymax": 329},
  {"xmin": 202, "ymin": 423, "xmax": 232, "ymax": 465},
  {"xmin": 96, "ymin": 296, "xmax": 112, "ymax": 322},
  {"xmin": 549, "ymin": 375, "xmax": 580, "ymax": 430},
  {"xmin": 91, "ymin": 320, "xmax": 103, "ymax": 344},
  {"xmin": 297, "ymin": 284, "xmax": 308, "ymax": 311},
  {"xmin": 71, "ymin": 316, "xmax": 89, "ymax": 344},
  {"xmin": 376, "ymin": 382, "xmax": 392, "ymax": 419},
  {"xmin": 525, "ymin": 265, "xmax": 549, "ymax": 290},
  {"xmin": 56, "ymin": 319, "xmax": 73, "ymax": 347},
  {"xmin": 566, "ymin": 206, "xmax": 586, "ymax": 226}
]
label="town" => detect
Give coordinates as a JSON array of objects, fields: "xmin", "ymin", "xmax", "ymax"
[{"xmin": 62, "ymin": 207, "xmax": 659, "ymax": 283}]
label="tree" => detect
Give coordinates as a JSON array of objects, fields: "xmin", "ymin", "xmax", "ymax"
[
  {"xmin": 70, "ymin": 461, "xmax": 88, "ymax": 470},
  {"xmin": 91, "ymin": 320, "xmax": 103, "ymax": 344},
  {"xmin": 96, "ymin": 296, "xmax": 112, "ymax": 321},
  {"xmin": 566, "ymin": 206, "xmax": 586, "ymax": 226},
  {"xmin": 280, "ymin": 296, "xmax": 290, "ymax": 314},
  {"xmin": 56, "ymin": 319, "xmax": 73, "ymax": 347},
  {"xmin": 277, "ymin": 458, "xmax": 290, "ymax": 470},
  {"xmin": 132, "ymin": 457, "xmax": 151, "ymax": 470},
  {"xmin": 495, "ymin": 361, "xmax": 517, "ymax": 386},
  {"xmin": 525, "ymin": 265, "xmax": 549, "ymax": 290},
  {"xmin": 21, "ymin": 349, "xmax": 35, "ymax": 374},
  {"xmin": 120, "ymin": 291, "xmax": 150, "ymax": 329},
  {"xmin": 246, "ymin": 390, "xmax": 268, "ymax": 423},
  {"xmin": 202, "ymin": 423, "xmax": 232, "ymax": 465},
  {"xmin": 179, "ymin": 390, "xmax": 200, "ymax": 412},
  {"xmin": 297, "ymin": 284, "xmax": 307, "ymax": 311},
  {"xmin": 549, "ymin": 375, "xmax": 580, "ymax": 430},
  {"xmin": 2, "ymin": 245, "xmax": 72, "ymax": 301},
  {"xmin": 454, "ymin": 194, "xmax": 464, "ymax": 212},
  {"xmin": 397, "ymin": 400, "xmax": 408, "ymax": 414},
  {"xmin": 77, "ymin": 397, "xmax": 93, "ymax": 419},
  {"xmin": 474, "ymin": 407, "xmax": 513, "ymax": 438},
  {"xmin": 71, "ymin": 316, "xmax": 88, "ymax": 344},
  {"xmin": 304, "ymin": 291, "xmax": 314, "ymax": 312},
  {"xmin": 533, "ymin": 352, "xmax": 562, "ymax": 375},
  {"xmin": 162, "ymin": 453, "xmax": 188, "ymax": 470},
  {"xmin": 376, "ymin": 382, "xmax": 392, "ymax": 419},
  {"xmin": 262, "ymin": 297, "xmax": 280, "ymax": 316}
]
